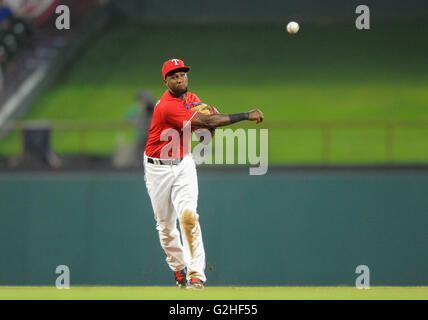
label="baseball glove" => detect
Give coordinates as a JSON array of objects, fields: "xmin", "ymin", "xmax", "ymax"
[{"xmin": 189, "ymin": 102, "xmax": 219, "ymax": 115}]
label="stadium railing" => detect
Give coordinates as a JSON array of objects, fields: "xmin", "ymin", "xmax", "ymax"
[
  {"xmin": 2, "ymin": 120, "xmax": 428, "ymax": 165},
  {"xmin": 261, "ymin": 120, "xmax": 428, "ymax": 163}
]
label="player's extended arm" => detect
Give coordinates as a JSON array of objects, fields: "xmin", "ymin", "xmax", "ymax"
[{"xmin": 191, "ymin": 109, "xmax": 264, "ymax": 129}]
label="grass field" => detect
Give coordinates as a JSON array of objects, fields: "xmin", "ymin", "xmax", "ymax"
[
  {"xmin": 0, "ymin": 286, "xmax": 427, "ymax": 300},
  {"xmin": 1, "ymin": 20, "xmax": 428, "ymax": 163}
]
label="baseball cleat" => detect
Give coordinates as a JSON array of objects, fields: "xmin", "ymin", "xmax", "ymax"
[
  {"xmin": 186, "ymin": 277, "xmax": 204, "ymax": 290},
  {"xmin": 174, "ymin": 268, "xmax": 187, "ymax": 288}
]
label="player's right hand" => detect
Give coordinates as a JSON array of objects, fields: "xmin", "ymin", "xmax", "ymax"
[{"xmin": 248, "ymin": 109, "xmax": 264, "ymax": 124}]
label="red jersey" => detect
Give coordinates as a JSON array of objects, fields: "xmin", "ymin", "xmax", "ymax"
[{"xmin": 145, "ymin": 90, "xmax": 201, "ymax": 159}]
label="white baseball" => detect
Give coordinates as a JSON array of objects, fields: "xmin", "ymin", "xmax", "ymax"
[{"xmin": 287, "ymin": 21, "xmax": 300, "ymax": 34}]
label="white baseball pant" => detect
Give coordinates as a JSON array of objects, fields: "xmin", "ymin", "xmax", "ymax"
[{"xmin": 143, "ymin": 152, "xmax": 206, "ymax": 282}]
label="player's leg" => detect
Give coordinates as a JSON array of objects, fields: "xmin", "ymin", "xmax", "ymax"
[
  {"xmin": 171, "ymin": 154, "xmax": 206, "ymax": 286},
  {"xmin": 144, "ymin": 159, "xmax": 188, "ymax": 279}
]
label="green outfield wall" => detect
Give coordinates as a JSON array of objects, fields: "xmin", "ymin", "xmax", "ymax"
[{"xmin": 0, "ymin": 169, "xmax": 427, "ymax": 286}]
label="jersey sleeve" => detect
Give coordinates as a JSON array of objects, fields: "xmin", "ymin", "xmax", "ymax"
[
  {"xmin": 191, "ymin": 93, "xmax": 202, "ymax": 103},
  {"xmin": 165, "ymin": 106, "xmax": 199, "ymax": 129}
]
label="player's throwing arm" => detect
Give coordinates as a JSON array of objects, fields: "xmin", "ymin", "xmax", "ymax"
[{"xmin": 191, "ymin": 109, "xmax": 264, "ymax": 128}]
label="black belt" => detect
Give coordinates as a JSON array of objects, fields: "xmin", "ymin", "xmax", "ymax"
[{"xmin": 147, "ymin": 157, "xmax": 183, "ymax": 165}]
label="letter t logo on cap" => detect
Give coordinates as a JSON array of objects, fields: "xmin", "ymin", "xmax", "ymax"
[{"xmin": 162, "ymin": 58, "xmax": 191, "ymax": 79}]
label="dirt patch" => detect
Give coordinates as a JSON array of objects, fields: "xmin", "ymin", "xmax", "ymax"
[{"xmin": 180, "ymin": 210, "xmax": 200, "ymax": 259}]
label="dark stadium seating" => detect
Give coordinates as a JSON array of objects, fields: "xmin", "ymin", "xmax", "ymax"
[{"xmin": 0, "ymin": 4, "xmax": 32, "ymax": 67}]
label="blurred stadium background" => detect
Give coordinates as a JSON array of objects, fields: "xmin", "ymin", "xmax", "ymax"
[{"xmin": 0, "ymin": 0, "xmax": 427, "ymax": 298}]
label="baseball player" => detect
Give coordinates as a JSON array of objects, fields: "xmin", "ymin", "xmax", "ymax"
[{"xmin": 143, "ymin": 58, "xmax": 264, "ymax": 289}]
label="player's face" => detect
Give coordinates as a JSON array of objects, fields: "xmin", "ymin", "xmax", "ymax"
[{"xmin": 164, "ymin": 71, "xmax": 188, "ymax": 96}]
